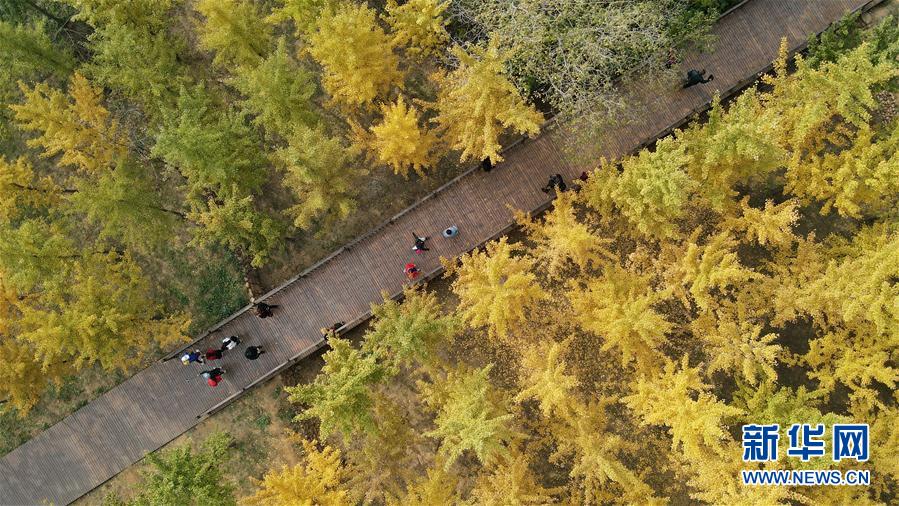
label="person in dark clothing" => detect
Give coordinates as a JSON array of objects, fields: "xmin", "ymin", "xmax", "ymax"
[
  {"xmin": 321, "ymin": 322, "xmax": 345, "ymax": 338},
  {"xmin": 683, "ymin": 69, "xmax": 714, "ymax": 88},
  {"xmin": 481, "ymin": 157, "xmax": 493, "ymax": 172},
  {"xmin": 572, "ymin": 171, "xmax": 590, "ymax": 192},
  {"xmin": 199, "ymin": 367, "xmax": 225, "ymax": 380},
  {"xmin": 412, "ymin": 233, "xmax": 430, "ymax": 253},
  {"xmin": 244, "ymin": 345, "xmax": 265, "ymax": 360},
  {"xmin": 541, "ymin": 173, "xmax": 567, "ymax": 193},
  {"xmin": 205, "ymin": 348, "xmax": 223, "ymax": 361},
  {"xmin": 254, "ymin": 302, "xmax": 277, "ymax": 319}
]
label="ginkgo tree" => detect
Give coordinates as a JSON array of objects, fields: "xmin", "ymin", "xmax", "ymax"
[
  {"xmin": 194, "ymin": 0, "xmax": 272, "ymax": 69},
  {"xmin": 244, "ymin": 439, "xmax": 351, "ymax": 506},
  {"xmin": 368, "ymin": 96, "xmax": 439, "ymax": 177},
  {"xmin": 306, "ymin": 2, "xmax": 404, "ymax": 108},
  {"xmin": 446, "ymin": 237, "xmax": 546, "ymax": 340},
  {"xmin": 11, "ymin": 72, "xmax": 128, "ymax": 175},
  {"xmin": 384, "ymin": 0, "xmax": 449, "ymax": 58},
  {"xmin": 431, "ymin": 39, "xmax": 543, "ymax": 163}
]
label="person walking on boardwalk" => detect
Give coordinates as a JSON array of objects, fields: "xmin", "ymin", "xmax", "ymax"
[
  {"xmin": 221, "ymin": 335, "xmax": 241, "ymax": 351},
  {"xmin": 253, "ymin": 302, "xmax": 277, "ymax": 319},
  {"xmin": 442, "ymin": 225, "xmax": 459, "ymax": 238},
  {"xmin": 205, "ymin": 348, "xmax": 223, "ymax": 362},
  {"xmin": 244, "ymin": 345, "xmax": 265, "ymax": 360},
  {"xmin": 321, "ymin": 322, "xmax": 345, "ymax": 339},
  {"xmin": 481, "ymin": 157, "xmax": 493, "ymax": 172},
  {"xmin": 683, "ymin": 68, "xmax": 714, "ymax": 88},
  {"xmin": 180, "ymin": 349, "xmax": 204, "ymax": 366},
  {"xmin": 404, "ymin": 262, "xmax": 420, "ymax": 280},
  {"xmin": 541, "ymin": 173, "xmax": 567, "ymax": 193},
  {"xmin": 199, "ymin": 367, "xmax": 226, "ymax": 387},
  {"xmin": 412, "ymin": 233, "xmax": 430, "ymax": 253}
]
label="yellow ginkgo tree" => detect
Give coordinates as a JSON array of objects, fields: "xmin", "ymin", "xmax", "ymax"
[
  {"xmin": 384, "ymin": 0, "xmax": 449, "ymax": 58},
  {"xmin": 245, "ymin": 439, "xmax": 351, "ymax": 506},
  {"xmin": 369, "ymin": 97, "xmax": 439, "ymax": 177},
  {"xmin": 447, "ymin": 237, "xmax": 547, "ymax": 340},
  {"xmin": 307, "ymin": 2, "xmax": 404, "ymax": 109},
  {"xmin": 11, "ymin": 72, "xmax": 128, "ymax": 175},
  {"xmin": 431, "ymin": 39, "xmax": 543, "ymax": 163}
]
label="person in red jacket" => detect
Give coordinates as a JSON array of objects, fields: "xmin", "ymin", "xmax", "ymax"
[{"xmin": 199, "ymin": 368, "xmax": 225, "ymax": 387}]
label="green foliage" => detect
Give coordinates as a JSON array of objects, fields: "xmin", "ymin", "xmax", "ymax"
[
  {"xmin": 362, "ymin": 287, "xmax": 457, "ymax": 371},
  {"xmin": 806, "ymin": 12, "xmax": 863, "ymax": 69},
  {"xmin": 421, "ymin": 364, "xmax": 514, "ymax": 467},
  {"xmin": 0, "ymin": 20, "xmax": 73, "ymax": 78},
  {"xmin": 129, "ymin": 432, "xmax": 236, "ymax": 506},
  {"xmin": 188, "ymin": 193, "xmax": 284, "ymax": 268},
  {"xmin": 230, "ymin": 38, "xmax": 318, "ymax": 138},
  {"xmin": 67, "ymin": 159, "xmax": 183, "ymax": 251},
  {"xmin": 286, "ymin": 337, "xmax": 386, "ymax": 440},
  {"xmin": 274, "ymin": 125, "xmax": 361, "ymax": 229},
  {"xmin": 85, "ymin": 20, "xmax": 189, "ymax": 119},
  {"xmin": 194, "ymin": 0, "xmax": 272, "ymax": 69},
  {"xmin": 587, "ymin": 137, "xmax": 696, "ymax": 239},
  {"xmin": 153, "ymin": 86, "xmax": 267, "ymax": 202}
]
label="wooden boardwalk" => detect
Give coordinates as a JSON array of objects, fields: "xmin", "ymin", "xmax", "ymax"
[{"xmin": 0, "ymin": 1, "xmax": 873, "ymax": 503}]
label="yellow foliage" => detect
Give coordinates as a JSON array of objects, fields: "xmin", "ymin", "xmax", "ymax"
[
  {"xmin": 431, "ymin": 39, "xmax": 542, "ymax": 163},
  {"xmin": 518, "ymin": 191, "xmax": 613, "ymax": 277},
  {"xmin": 307, "ymin": 3, "xmax": 404, "ymax": 108},
  {"xmin": 567, "ymin": 266, "xmax": 671, "ymax": 370},
  {"xmin": 244, "ymin": 439, "xmax": 351, "ymax": 506},
  {"xmin": 552, "ymin": 401, "xmax": 659, "ymax": 505},
  {"xmin": 691, "ymin": 308, "xmax": 780, "ymax": 385},
  {"xmin": 470, "ymin": 453, "xmax": 559, "ymax": 505},
  {"xmin": 386, "ymin": 467, "xmax": 458, "ymax": 506},
  {"xmin": 195, "ymin": 0, "xmax": 272, "ymax": 68},
  {"xmin": 515, "ymin": 338, "xmax": 580, "ymax": 420},
  {"xmin": 384, "ymin": 0, "xmax": 449, "ymax": 58},
  {"xmin": 623, "ymin": 356, "xmax": 743, "ymax": 462},
  {"xmin": 725, "ymin": 197, "xmax": 798, "ymax": 247},
  {"xmin": 0, "ymin": 156, "xmax": 61, "ymax": 222},
  {"xmin": 447, "ymin": 237, "xmax": 546, "ymax": 340},
  {"xmin": 671, "ymin": 230, "xmax": 758, "ymax": 311},
  {"xmin": 369, "ymin": 96, "xmax": 438, "ymax": 177},
  {"xmin": 11, "ymin": 73, "xmax": 127, "ymax": 174}
]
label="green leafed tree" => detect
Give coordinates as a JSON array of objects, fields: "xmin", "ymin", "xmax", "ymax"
[
  {"xmin": 188, "ymin": 192, "xmax": 284, "ymax": 268},
  {"xmin": 153, "ymin": 86, "xmax": 267, "ymax": 201},
  {"xmin": 194, "ymin": 0, "xmax": 272, "ymax": 69},
  {"xmin": 286, "ymin": 337, "xmax": 386, "ymax": 440},
  {"xmin": 362, "ymin": 287, "xmax": 456, "ymax": 371},
  {"xmin": 273, "ymin": 125, "xmax": 362, "ymax": 229},
  {"xmin": 230, "ymin": 38, "xmax": 318, "ymax": 138},
  {"xmin": 421, "ymin": 364, "xmax": 514, "ymax": 467},
  {"xmin": 127, "ymin": 432, "xmax": 236, "ymax": 506}
]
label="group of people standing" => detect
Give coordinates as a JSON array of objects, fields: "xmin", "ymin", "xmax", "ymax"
[
  {"xmin": 404, "ymin": 226, "xmax": 458, "ymax": 281},
  {"xmin": 182, "ymin": 302, "xmax": 276, "ymax": 388}
]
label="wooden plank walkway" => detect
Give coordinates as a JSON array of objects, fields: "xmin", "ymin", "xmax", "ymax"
[{"xmin": 0, "ymin": 1, "xmax": 873, "ymax": 503}]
